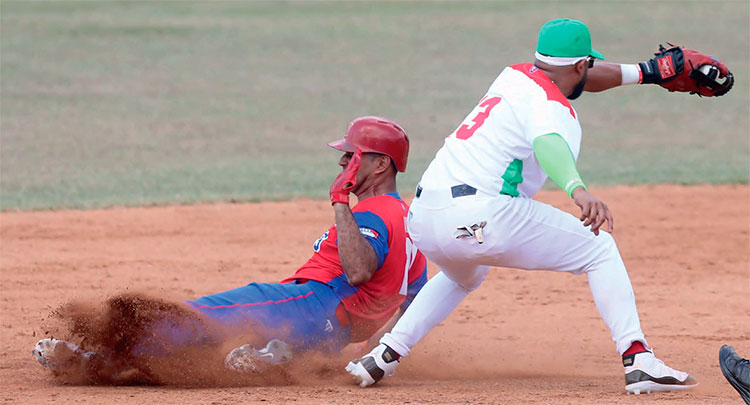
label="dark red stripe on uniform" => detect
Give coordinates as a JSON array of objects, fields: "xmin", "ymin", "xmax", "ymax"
[
  {"xmin": 510, "ymin": 63, "xmax": 576, "ymax": 119},
  {"xmin": 194, "ymin": 291, "xmax": 314, "ymax": 310}
]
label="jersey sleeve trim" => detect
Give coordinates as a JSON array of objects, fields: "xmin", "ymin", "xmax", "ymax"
[
  {"xmin": 510, "ymin": 63, "xmax": 576, "ymax": 119},
  {"xmin": 351, "ymin": 211, "xmax": 390, "ymax": 269}
]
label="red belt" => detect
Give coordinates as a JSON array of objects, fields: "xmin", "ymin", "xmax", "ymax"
[
  {"xmin": 294, "ymin": 278, "xmax": 351, "ymax": 329},
  {"xmin": 335, "ymin": 303, "xmax": 351, "ymax": 328}
]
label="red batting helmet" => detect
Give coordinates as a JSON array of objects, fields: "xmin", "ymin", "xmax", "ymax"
[{"xmin": 328, "ymin": 116, "xmax": 409, "ymax": 172}]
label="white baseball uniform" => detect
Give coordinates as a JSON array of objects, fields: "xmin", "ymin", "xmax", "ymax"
[{"xmin": 380, "ymin": 63, "xmax": 647, "ymax": 356}]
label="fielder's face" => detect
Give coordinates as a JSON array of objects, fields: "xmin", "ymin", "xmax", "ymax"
[{"xmin": 567, "ymin": 58, "xmax": 591, "ymax": 100}]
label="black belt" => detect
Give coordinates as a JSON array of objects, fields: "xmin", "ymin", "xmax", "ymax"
[{"xmin": 415, "ymin": 184, "xmax": 477, "ymax": 199}]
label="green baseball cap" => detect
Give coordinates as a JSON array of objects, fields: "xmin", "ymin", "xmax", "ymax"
[{"xmin": 536, "ymin": 18, "xmax": 605, "ymax": 60}]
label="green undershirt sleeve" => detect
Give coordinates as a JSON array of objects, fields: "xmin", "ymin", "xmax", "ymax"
[{"xmin": 532, "ymin": 133, "xmax": 587, "ymax": 198}]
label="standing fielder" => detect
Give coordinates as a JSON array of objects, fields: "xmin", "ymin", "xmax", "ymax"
[
  {"xmin": 346, "ymin": 18, "xmax": 733, "ymax": 395},
  {"xmin": 33, "ymin": 116, "xmax": 428, "ymax": 381}
]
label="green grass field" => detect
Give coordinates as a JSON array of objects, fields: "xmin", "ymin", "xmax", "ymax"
[{"xmin": 2, "ymin": 1, "xmax": 748, "ymax": 210}]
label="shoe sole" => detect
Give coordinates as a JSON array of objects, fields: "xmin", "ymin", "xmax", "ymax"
[
  {"xmin": 345, "ymin": 361, "xmax": 375, "ymax": 388},
  {"xmin": 225, "ymin": 345, "xmax": 258, "ymax": 372},
  {"xmin": 626, "ymin": 380, "xmax": 699, "ymax": 395},
  {"xmin": 719, "ymin": 346, "xmax": 750, "ymax": 403}
]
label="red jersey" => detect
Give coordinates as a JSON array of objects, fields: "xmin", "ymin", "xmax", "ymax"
[{"xmin": 283, "ymin": 193, "xmax": 427, "ymax": 342}]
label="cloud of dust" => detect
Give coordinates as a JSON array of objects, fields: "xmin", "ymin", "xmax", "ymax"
[
  {"xmin": 40, "ymin": 292, "xmax": 369, "ymax": 387},
  {"xmin": 40, "ymin": 292, "xmax": 580, "ymax": 387}
]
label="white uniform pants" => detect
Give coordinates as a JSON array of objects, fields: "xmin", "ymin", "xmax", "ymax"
[{"xmin": 381, "ymin": 188, "xmax": 646, "ymax": 356}]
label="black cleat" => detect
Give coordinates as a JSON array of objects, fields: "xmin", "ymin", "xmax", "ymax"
[{"xmin": 719, "ymin": 345, "xmax": 750, "ymax": 404}]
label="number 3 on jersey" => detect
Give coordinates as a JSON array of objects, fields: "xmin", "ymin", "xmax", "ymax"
[{"xmin": 455, "ymin": 96, "xmax": 502, "ymax": 140}]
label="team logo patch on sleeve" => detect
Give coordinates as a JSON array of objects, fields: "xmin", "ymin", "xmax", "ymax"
[{"xmin": 359, "ymin": 227, "xmax": 379, "ymax": 239}]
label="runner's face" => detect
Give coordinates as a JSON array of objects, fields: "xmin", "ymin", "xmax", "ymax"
[
  {"xmin": 338, "ymin": 151, "xmax": 353, "ymax": 169},
  {"xmin": 339, "ymin": 152, "xmax": 377, "ymax": 192}
]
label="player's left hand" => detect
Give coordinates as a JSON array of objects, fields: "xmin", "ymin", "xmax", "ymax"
[
  {"xmin": 330, "ymin": 147, "xmax": 362, "ymax": 205},
  {"xmin": 572, "ymin": 187, "xmax": 613, "ymax": 236},
  {"xmin": 640, "ymin": 44, "xmax": 734, "ymax": 97}
]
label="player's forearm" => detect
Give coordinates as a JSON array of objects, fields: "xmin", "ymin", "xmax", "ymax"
[
  {"xmin": 584, "ymin": 62, "xmax": 625, "ymax": 92},
  {"xmin": 532, "ymin": 133, "xmax": 586, "ymax": 197},
  {"xmin": 333, "ymin": 203, "xmax": 378, "ymax": 286},
  {"xmin": 362, "ymin": 308, "xmax": 403, "ymax": 350}
]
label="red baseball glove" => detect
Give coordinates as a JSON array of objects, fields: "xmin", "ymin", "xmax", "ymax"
[
  {"xmin": 639, "ymin": 44, "xmax": 734, "ymax": 97},
  {"xmin": 329, "ymin": 147, "xmax": 362, "ymax": 205}
]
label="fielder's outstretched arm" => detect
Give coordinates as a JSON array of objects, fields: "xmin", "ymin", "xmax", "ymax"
[
  {"xmin": 584, "ymin": 62, "xmax": 626, "ymax": 92},
  {"xmin": 585, "ymin": 45, "xmax": 733, "ymax": 97}
]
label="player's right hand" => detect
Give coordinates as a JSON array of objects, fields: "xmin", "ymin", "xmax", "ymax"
[
  {"xmin": 571, "ymin": 187, "xmax": 613, "ymax": 236},
  {"xmin": 330, "ymin": 147, "xmax": 362, "ymax": 205}
]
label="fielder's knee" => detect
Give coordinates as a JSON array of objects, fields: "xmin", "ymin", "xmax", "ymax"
[
  {"xmin": 582, "ymin": 231, "xmax": 623, "ymax": 272},
  {"xmin": 442, "ymin": 265, "xmax": 489, "ymax": 292}
]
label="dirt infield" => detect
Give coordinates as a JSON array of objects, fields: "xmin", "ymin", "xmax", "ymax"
[{"xmin": 2, "ymin": 185, "xmax": 748, "ymax": 404}]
